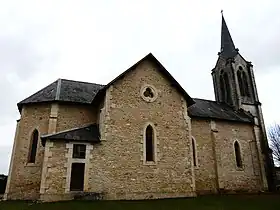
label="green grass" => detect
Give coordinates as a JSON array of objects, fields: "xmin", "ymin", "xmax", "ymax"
[{"xmin": 0, "ymin": 194, "xmax": 279, "ymax": 210}]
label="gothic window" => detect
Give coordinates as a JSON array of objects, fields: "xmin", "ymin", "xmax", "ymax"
[
  {"xmin": 237, "ymin": 67, "xmax": 250, "ymax": 97},
  {"xmin": 237, "ymin": 70, "xmax": 245, "ymax": 96},
  {"xmin": 224, "ymin": 72, "xmax": 232, "ymax": 104},
  {"xmin": 28, "ymin": 129, "xmax": 39, "ymax": 163},
  {"xmin": 220, "ymin": 70, "xmax": 232, "ymax": 104},
  {"xmin": 70, "ymin": 163, "xmax": 85, "ymax": 191},
  {"xmin": 234, "ymin": 141, "xmax": 242, "ymax": 168},
  {"xmin": 145, "ymin": 125, "xmax": 155, "ymax": 162},
  {"xmin": 192, "ymin": 137, "xmax": 197, "ymax": 167},
  {"xmin": 72, "ymin": 144, "xmax": 86, "ymax": 159},
  {"xmin": 220, "ymin": 74, "xmax": 226, "ymax": 102},
  {"xmin": 242, "ymin": 71, "xmax": 250, "ymax": 97}
]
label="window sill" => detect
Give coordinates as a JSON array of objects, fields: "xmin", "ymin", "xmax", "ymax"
[
  {"xmin": 69, "ymin": 190, "xmax": 85, "ymax": 194},
  {"xmin": 236, "ymin": 167, "xmax": 244, "ymax": 171},
  {"xmin": 143, "ymin": 161, "xmax": 157, "ymax": 166},
  {"xmin": 25, "ymin": 163, "xmax": 40, "ymax": 167}
]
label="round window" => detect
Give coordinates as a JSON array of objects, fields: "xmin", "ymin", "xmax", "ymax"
[{"xmin": 141, "ymin": 85, "xmax": 158, "ymax": 102}]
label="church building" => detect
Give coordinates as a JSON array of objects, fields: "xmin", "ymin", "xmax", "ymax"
[{"xmin": 4, "ymin": 15, "xmax": 275, "ymax": 202}]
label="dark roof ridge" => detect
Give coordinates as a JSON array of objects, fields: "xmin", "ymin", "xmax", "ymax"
[
  {"xmin": 17, "ymin": 78, "xmax": 105, "ymax": 112},
  {"xmin": 193, "ymin": 98, "xmax": 238, "ymax": 110},
  {"xmin": 55, "ymin": 78, "xmax": 62, "ymax": 100},
  {"xmin": 40, "ymin": 124, "xmax": 100, "ymax": 146},
  {"xmin": 17, "ymin": 79, "xmax": 58, "ymax": 105},
  {"xmin": 60, "ymin": 78, "xmax": 104, "ymax": 86},
  {"xmin": 188, "ymin": 98, "xmax": 253, "ymax": 123},
  {"xmin": 192, "ymin": 98, "xmax": 216, "ymax": 103},
  {"xmin": 41, "ymin": 123, "xmax": 97, "ymax": 139}
]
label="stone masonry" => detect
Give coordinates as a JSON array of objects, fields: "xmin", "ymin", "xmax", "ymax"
[
  {"xmin": 37, "ymin": 59, "xmax": 196, "ymax": 201},
  {"xmin": 5, "ymin": 104, "xmax": 51, "ymax": 200},
  {"xmin": 89, "ymin": 60, "xmax": 196, "ymax": 200},
  {"xmin": 5, "ymin": 15, "xmax": 274, "ymax": 201},
  {"xmin": 4, "ymin": 55, "xmax": 271, "ymax": 202}
]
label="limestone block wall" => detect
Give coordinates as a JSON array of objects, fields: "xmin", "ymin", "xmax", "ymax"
[
  {"xmin": 39, "ymin": 141, "xmax": 68, "ymax": 201},
  {"xmin": 5, "ymin": 104, "xmax": 51, "ymax": 200},
  {"xmin": 5, "ymin": 102, "xmax": 98, "ymax": 201},
  {"xmin": 87, "ymin": 60, "xmax": 195, "ymax": 199},
  {"xmin": 215, "ymin": 120, "xmax": 261, "ymax": 191},
  {"xmin": 56, "ymin": 104, "xmax": 97, "ymax": 132},
  {"xmin": 191, "ymin": 119, "xmax": 217, "ymax": 194},
  {"xmin": 40, "ymin": 141, "xmax": 95, "ymax": 202},
  {"xmin": 192, "ymin": 118, "xmax": 263, "ymax": 194}
]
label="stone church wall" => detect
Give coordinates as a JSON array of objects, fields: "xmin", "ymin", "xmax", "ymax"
[
  {"xmin": 39, "ymin": 141, "xmax": 70, "ymax": 201},
  {"xmin": 191, "ymin": 119, "xmax": 217, "ymax": 194},
  {"xmin": 86, "ymin": 60, "xmax": 196, "ymax": 199},
  {"xmin": 214, "ymin": 120, "xmax": 261, "ymax": 192},
  {"xmin": 5, "ymin": 104, "xmax": 51, "ymax": 200},
  {"xmin": 5, "ymin": 102, "xmax": 98, "ymax": 201},
  {"xmin": 192, "ymin": 118, "xmax": 263, "ymax": 194},
  {"xmin": 56, "ymin": 104, "xmax": 97, "ymax": 132}
]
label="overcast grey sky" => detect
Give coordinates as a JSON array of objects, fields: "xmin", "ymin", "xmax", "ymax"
[{"xmin": 0, "ymin": 0, "xmax": 279, "ymax": 174}]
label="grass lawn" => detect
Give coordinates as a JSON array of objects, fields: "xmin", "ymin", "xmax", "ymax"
[{"xmin": 0, "ymin": 194, "xmax": 279, "ymax": 210}]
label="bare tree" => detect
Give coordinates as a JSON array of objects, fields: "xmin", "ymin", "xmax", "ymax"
[{"xmin": 268, "ymin": 124, "xmax": 280, "ymax": 165}]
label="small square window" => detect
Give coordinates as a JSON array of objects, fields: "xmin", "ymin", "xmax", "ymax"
[{"xmin": 73, "ymin": 144, "xmax": 86, "ymax": 159}]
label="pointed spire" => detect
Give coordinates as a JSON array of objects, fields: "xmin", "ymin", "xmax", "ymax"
[{"xmin": 220, "ymin": 12, "xmax": 238, "ymax": 58}]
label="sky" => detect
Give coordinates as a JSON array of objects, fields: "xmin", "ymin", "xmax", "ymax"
[{"xmin": 0, "ymin": 0, "xmax": 280, "ymax": 174}]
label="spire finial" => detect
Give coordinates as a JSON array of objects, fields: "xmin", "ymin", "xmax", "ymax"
[{"xmin": 221, "ymin": 10, "xmax": 223, "ymax": 15}]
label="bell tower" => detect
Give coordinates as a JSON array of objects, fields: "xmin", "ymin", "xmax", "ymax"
[
  {"xmin": 212, "ymin": 13, "xmax": 259, "ymax": 109},
  {"xmin": 211, "ymin": 13, "xmax": 276, "ymax": 191}
]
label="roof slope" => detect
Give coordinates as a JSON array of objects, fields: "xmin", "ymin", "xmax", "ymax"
[
  {"xmin": 220, "ymin": 14, "xmax": 238, "ymax": 58},
  {"xmin": 41, "ymin": 124, "xmax": 100, "ymax": 146},
  {"xmin": 18, "ymin": 80, "xmax": 58, "ymax": 105},
  {"xmin": 92, "ymin": 53, "xmax": 195, "ymax": 107},
  {"xmin": 18, "ymin": 79, "xmax": 104, "ymax": 111},
  {"xmin": 18, "ymin": 54, "xmax": 195, "ymax": 109},
  {"xmin": 188, "ymin": 98, "xmax": 253, "ymax": 123}
]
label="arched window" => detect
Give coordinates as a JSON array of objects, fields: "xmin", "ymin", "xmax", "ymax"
[
  {"xmin": 220, "ymin": 70, "xmax": 232, "ymax": 104},
  {"xmin": 242, "ymin": 71, "xmax": 250, "ymax": 97},
  {"xmin": 28, "ymin": 129, "xmax": 39, "ymax": 163},
  {"xmin": 237, "ymin": 70, "xmax": 245, "ymax": 96},
  {"xmin": 220, "ymin": 74, "xmax": 226, "ymax": 102},
  {"xmin": 223, "ymin": 72, "xmax": 232, "ymax": 104},
  {"xmin": 145, "ymin": 125, "xmax": 154, "ymax": 162},
  {"xmin": 237, "ymin": 67, "xmax": 250, "ymax": 97},
  {"xmin": 192, "ymin": 137, "xmax": 197, "ymax": 167},
  {"xmin": 234, "ymin": 141, "xmax": 242, "ymax": 168}
]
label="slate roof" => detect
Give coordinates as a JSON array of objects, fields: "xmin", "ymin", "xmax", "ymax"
[
  {"xmin": 18, "ymin": 82, "xmax": 253, "ymax": 123},
  {"xmin": 17, "ymin": 53, "xmax": 253, "ymax": 123},
  {"xmin": 188, "ymin": 98, "xmax": 253, "ymax": 123},
  {"xmin": 17, "ymin": 79, "xmax": 104, "ymax": 111},
  {"xmin": 18, "ymin": 53, "xmax": 195, "ymax": 109},
  {"xmin": 41, "ymin": 124, "xmax": 100, "ymax": 146},
  {"xmin": 220, "ymin": 14, "xmax": 238, "ymax": 59}
]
